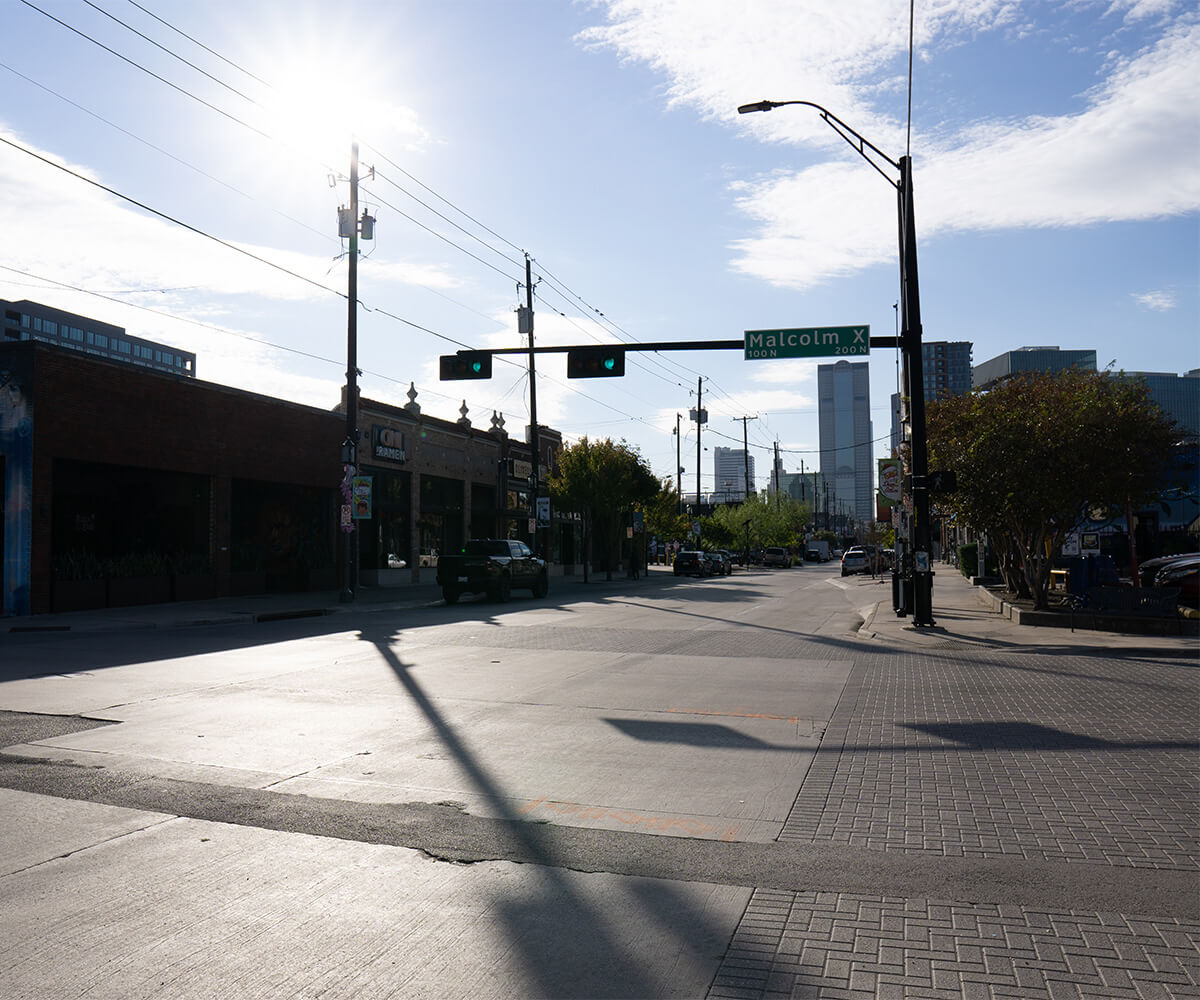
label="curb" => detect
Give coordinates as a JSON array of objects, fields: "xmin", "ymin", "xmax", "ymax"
[{"xmin": 974, "ymin": 584, "xmax": 1199, "ymax": 636}]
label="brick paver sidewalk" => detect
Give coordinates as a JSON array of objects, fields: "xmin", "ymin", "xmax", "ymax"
[{"xmin": 709, "ymin": 620, "xmax": 1200, "ymax": 998}]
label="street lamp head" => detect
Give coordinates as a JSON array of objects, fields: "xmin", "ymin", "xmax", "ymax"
[{"xmin": 737, "ymin": 100, "xmax": 776, "ymax": 114}]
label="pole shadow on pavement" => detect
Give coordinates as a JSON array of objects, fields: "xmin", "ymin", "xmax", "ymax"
[{"xmin": 355, "ymin": 622, "xmax": 729, "ymax": 998}]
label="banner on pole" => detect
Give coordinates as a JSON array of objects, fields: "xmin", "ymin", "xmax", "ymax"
[{"xmin": 877, "ymin": 459, "xmax": 902, "ymax": 507}]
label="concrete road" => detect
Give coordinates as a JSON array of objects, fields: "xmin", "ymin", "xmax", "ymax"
[{"xmin": 1, "ymin": 563, "xmax": 1196, "ymax": 998}]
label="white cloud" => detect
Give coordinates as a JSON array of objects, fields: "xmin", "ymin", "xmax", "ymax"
[
  {"xmin": 584, "ymin": 3, "xmax": 1200, "ymax": 290},
  {"xmin": 1110, "ymin": 0, "xmax": 1180, "ymax": 24},
  {"xmin": 1133, "ymin": 289, "xmax": 1177, "ymax": 310}
]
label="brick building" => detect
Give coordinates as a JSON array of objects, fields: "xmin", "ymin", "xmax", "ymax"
[{"xmin": 1, "ymin": 341, "xmax": 567, "ymax": 617}]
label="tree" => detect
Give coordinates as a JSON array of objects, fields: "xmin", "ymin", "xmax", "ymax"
[
  {"xmin": 640, "ymin": 484, "xmax": 690, "ymax": 545},
  {"xmin": 926, "ymin": 370, "xmax": 1176, "ymax": 608},
  {"xmin": 547, "ymin": 437, "xmax": 659, "ymax": 581},
  {"xmin": 705, "ymin": 493, "xmax": 810, "ymax": 554}
]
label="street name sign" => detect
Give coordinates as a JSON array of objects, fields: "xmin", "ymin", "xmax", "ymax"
[{"xmin": 744, "ymin": 326, "xmax": 869, "ymax": 360}]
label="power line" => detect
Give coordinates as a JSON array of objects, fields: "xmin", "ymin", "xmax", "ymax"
[
  {"xmin": 359, "ymin": 140, "xmax": 526, "ymax": 258},
  {"xmin": 94, "ymin": 0, "xmax": 730, "ymax": 407},
  {"xmin": 82, "ymin": 0, "xmax": 257, "ymax": 104},
  {"xmin": 0, "ymin": 263, "xmax": 532, "ymax": 416},
  {"xmin": 0, "ymin": 60, "xmax": 335, "ymax": 246},
  {"xmin": 532, "ymin": 260, "xmax": 706, "ymax": 383},
  {"xmin": 12, "ymin": 1, "xmax": 782, "ymax": 443},
  {"xmin": 358, "ymin": 183, "xmax": 523, "ymax": 286},
  {"xmin": 367, "ymin": 168, "xmax": 525, "ymax": 273},
  {"xmin": 18, "ymin": 0, "xmax": 273, "ymax": 141},
  {"xmin": 1, "ymin": 262, "xmax": 343, "ymax": 366},
  {"xmin": 0, "ymin": 133, "xmax": 345, "ymax": 300},
  {"xmin": 124, "ymin": 0, "xmax": 270, "ymax": 87}
]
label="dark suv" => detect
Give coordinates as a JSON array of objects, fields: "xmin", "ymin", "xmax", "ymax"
[{"xmin": 673, "ymin": 551, "xmax": 709, "ymax": 577}]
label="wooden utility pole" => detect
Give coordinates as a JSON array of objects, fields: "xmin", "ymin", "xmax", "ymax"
[{"xmin": 340, "ymin": 140, "xmax": 360, "ymax": 604}]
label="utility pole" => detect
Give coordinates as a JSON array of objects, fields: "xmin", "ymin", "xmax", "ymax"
[
  {"xmin": 521, "ymin": 255, "xmax": 540, "ymax": 559},
  {"xmin": 339, "ymin": 140, "xmax": 361, "ymax": 604},
  {"xmin": 734, "ymin": 415, "xmax": 757, "ymax": 501},
  {"xmin": 695, "ymin": 377, "xmax": 703, "ymax": 513},
  {"xmin": 675, "ymin": 413, "xmax": 682, "ymax": 514},
  {"xmin": 773, "ymin": 440, "xmax": 781, "ymax": 505}
]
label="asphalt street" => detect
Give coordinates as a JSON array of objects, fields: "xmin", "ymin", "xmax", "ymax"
[{"xmin": 0, "ymin": 563, "xmax": 1196, "ymax": 998}]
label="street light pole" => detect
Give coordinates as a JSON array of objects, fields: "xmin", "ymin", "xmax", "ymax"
[
  {"xmin": 737, "ymin": 98, "xmax": 935, "ymax": 625},
  {"xmin": 897, "ymin": 155, "xmax": 934, "ymax": 626}
]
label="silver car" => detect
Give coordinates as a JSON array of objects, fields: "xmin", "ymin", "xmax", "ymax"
[
  {"xmin": 763, "ymin": 546, "xmax": 792, "ymax": 568},
  {"xmin": 841, "ymin": 549, "xmax": 870, "ymax": 576}
]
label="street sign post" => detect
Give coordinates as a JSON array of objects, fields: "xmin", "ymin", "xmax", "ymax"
[{"xmin": 744, "ymin": 326, "xmax": 869, "ymax": 360}]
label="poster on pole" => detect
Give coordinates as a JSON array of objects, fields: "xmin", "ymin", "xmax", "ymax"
[
  {"xmin": 877, "ymin": 459, "xmax": 902, "ymax": 507},
  {"xmin": 351, "ymin": 476, "xmax": 373, "ymax": 519}
]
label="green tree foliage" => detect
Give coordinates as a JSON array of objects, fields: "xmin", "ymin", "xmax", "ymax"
[
  {"xmin": 926, "ymin": 370, "xmax": 1177, "ymax": 608},
  {"xmin": 548, "ymin": 436, "xmax": 659, "ymax": 580},
  {"xmin": 640, "ymin": 485, "xmax": 691, "ymax": 543},
  {"xmin": 705, "ymin": 494, "xmax": 810, "ymax": 553}
]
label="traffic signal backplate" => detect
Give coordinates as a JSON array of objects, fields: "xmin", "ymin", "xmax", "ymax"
[
  {"xmin": 567, "ymin": 346, "xmax": 625, "ymax": 378},
  {"xmin": 440, "ymin": 352, "xmax": 493, "ymax": 380}
]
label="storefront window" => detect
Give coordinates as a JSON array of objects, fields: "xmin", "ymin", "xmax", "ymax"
[{"xmin": 360, "ymin": 470, "xmax": 410, "ymax": 570}]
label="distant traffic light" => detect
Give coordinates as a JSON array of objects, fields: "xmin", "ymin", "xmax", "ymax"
[
  {"xmin": 439, "ymin": 351, "xmax": 493, "ymax": 380},
  {"xmin": 567, "ymin": 346, "xmax": 625, "ymax": 378}
]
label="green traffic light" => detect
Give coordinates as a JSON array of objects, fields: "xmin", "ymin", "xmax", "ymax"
[
  {"xmin": 603, "ymin": 357, "xmax": 615, "ymax": 371},
  {"xmin": 471, "ymin": 361, "xmax": 482, "ymax": 373}
]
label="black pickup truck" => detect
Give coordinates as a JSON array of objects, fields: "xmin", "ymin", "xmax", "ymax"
[{"xmin": 436, "ymin": 539, "xmax": 549, "ymax": 604}]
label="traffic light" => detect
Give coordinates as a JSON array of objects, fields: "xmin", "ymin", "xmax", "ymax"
[
  {"xmin": 566, "ymin": 346, "xmax": 625, "ymax": 378},
  {"xmin": 439, "ymin": 351, "xmax": 492, "ymax": 380}
]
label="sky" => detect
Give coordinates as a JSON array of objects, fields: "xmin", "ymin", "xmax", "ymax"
[{"xmin": 2, "ymin": 0, "xmax": 1198, "ymax": 499}]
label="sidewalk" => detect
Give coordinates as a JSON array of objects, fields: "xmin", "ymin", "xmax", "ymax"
[
  {"xmin": 4, "ymin": 565, "xmax": 669, "ymax": 634},
  {"xmin": 1, "ymin": 561, "xmax": 1197, "ymax": 998}
]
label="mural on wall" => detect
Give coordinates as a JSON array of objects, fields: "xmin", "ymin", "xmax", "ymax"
[{"xmin": 1, "ymin": 366, "xmax": 32, "ymax": 616}]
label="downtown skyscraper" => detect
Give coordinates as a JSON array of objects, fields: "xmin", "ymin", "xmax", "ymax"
[{"xmin": 818, "ymin": 359, "xmax": 874, "ymax": 526}]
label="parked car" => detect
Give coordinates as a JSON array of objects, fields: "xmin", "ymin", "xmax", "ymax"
[
  {"xmin": 1154, "ymin": 556, "xmax": 1200, "ymax": 608},
  {"xmin": 1139, "ymin": 552, "xmax": 1200, "ymax": 588},
  {"xmin": 709, "ymin": 550, "xmax": 733, "ymax": 576},
  {"xmin": 763, "ymin": 546, "xmax": 792, "ymax": 568},
  {"xmin": 673, "ymin": 550, "xmax": 710, "ymax": 577},
  {"xmin": 435, "ymin": 538, "xmax": 548, "ymax": 603},
  {"xmin": 841, "ymin": 548, "xmax": 870, "ymax": 576}
]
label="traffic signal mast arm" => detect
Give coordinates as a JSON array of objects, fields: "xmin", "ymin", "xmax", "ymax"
[{"xmin": 450, "ymin": 335, "xmax": 899, "ymax": 358}]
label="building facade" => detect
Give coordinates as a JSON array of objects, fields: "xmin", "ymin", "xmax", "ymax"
[
  {"xmin": 712, "ymin": 447, "xmax": 755, "ymax": 502},
  {"xmin": 818, "ymin": 360, "xmax": 874, "ymax": 525},
  {"xmin": 1127, "ymin": 369, "xmax": 1200, "ymax": 439},
  {"xmin": 972, "ymin": 345, "xmax": 1096, "ymax": 388},
  {"xmin": 890, "ymin": 341, "xmax": 974, "ymax": 454},
  {"xmin": 3, "ymin": 299, "xmax": 196, "ymax": 378},
  {"xmin": 1, "ymin": 340, "xmax": 566, "ymax": 617}
]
